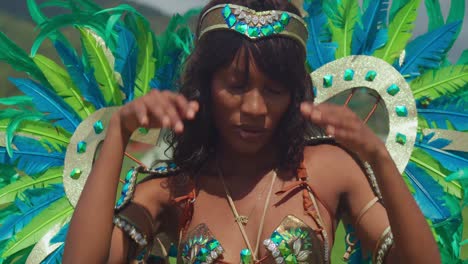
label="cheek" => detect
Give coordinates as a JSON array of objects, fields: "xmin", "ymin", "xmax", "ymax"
[
  {"xmin": 267, "ymin": 94, "xmax": 291, "ymax": 126},
  {"xmin": 211, "ymin": 81, "xmax": 240, "ymax": 125}
]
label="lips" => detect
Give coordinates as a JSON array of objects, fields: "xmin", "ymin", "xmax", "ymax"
[{"xmin": 235, "ymin": 125, "xmax": 266, "ymax": 140}]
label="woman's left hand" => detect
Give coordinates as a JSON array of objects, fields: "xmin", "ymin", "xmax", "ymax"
[{"xmin": 300, "ymin": 102, "xmax": 389, "ymax": 163}]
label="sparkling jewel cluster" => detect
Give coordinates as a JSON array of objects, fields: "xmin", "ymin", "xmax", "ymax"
[
  {"xmin": 113, "ymin": 215, "xmax": 148, "ymax": 246},
  {"xmin": 263, "ymin": 229, "xmax": 313, "ymax": 264},
  {"xmin": 182, "ymin": 237, "xmax": 224, "ymax": 264},
  {"xmin": 222, "ymin": 5, "xmax": 291, "ymax": 38}
]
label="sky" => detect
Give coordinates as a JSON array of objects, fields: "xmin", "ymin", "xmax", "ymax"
[{"xmin": 127, "ymin": 0, "xmax": 467, "ymax": 63}]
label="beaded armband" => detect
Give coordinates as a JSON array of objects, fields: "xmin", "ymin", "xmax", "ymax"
[
  {"xmin": 373, "ymin": 227, "xmax": 394, "ymax": 264},
  {"xmin": 113, "ymin": 215, "xmax": 149, "ymax": 247}
]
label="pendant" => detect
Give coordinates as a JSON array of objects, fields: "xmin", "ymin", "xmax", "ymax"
[
  {"xmin": 240, "ymin": 248, "xmax": 253, "ymax": 264},
  {"xmin": 235, "ymin": 215, "xmax": 249, "ymax": 225}
]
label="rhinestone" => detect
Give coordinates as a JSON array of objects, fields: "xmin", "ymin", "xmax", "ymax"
[
  {"xmin": 235, "ymin": 22, "xmax": 248, "ymax": 34},
  {"xmin": 267, "ymin": 16, "xmax": 273, "ymax": 23},
  {"xmin": 135, "ymin": 233, "xmax": 142, "ymax": 241},
  {"xmin": 225, "ymin": 14, "xmax": 237, "ymax": 28},
  {"xmin": 263, "ymin": 239, "xmax": 272, "ymax": 246},
  {"xmin": 323, "ymin": 75, "xmax": 333, "ymax": 88},
  {"xmin": 77, "ymin": 141, "xmax": 87, "ymax": 153},
  {"xmin": 268, "ymin": 243, "xmax": 277, "ymax": 251},
  {"xmin": 124, "ymin": 224, "xmax": 131, "ymax": 232},
  {"xmin": 252, "ymin": 16, "xmax": 259, "ymax": 25},
  {"xmin": 396, "ymin": 133, "xmax": 407, "ymax": 145},
  {"xmin": 238, "ymin": 11, "xmax": 246, "ymax": 19},
  {"xmin": 278, "ymin": 242, "xmax": 291, "ymax": 256},
  {"xmin": 222, "ymin": 5, "xmax": 232, "ymax": 19},
  {"xmin": 240, "ymin": 248, "xmax": 252, "ymax": 264},
  {"xmin": 365, "ymin": 70, "xmax": 377, "ymax": 81},
  {"xmin": 395, "ymin": 106, "xmax": 408, "ymax": 117},
  {"xmin": 271, "ymin": 231, "xmax": 283, "ymax": 244},
  {"xmin": 272, "ymin": 249, "xmax": 280, "ymax": 257},
  {"xmin": 245, "ymin": 15, "xmax": 252, "ymax": 23},
  {"xmin": 210, "ymin": 250, "xmax": 218, "ymax": 259},
  {"xmin": 272, "ymin": 21, "xmax": 284, "ymax": 33},
  {"xmin": 272, "ymin": 11, "xmax": 279, "ymax": 20},
  {"xmin": 234, "ymin": 8, "xmax": 241, "ymax": 15},
  {"xmin": 344, "ymin": 69, "xmax": 354, "ymax": 81},
  {"xmin": 275, "ymin": 257, "xmax": 284, "ymax": 264},
  {"xmin": 216, "ymin": 246, "xmax": 223, "ymax": 254},
  {"xmin": 70, "ymin": 168, "xmax": 82, "ymax": 179},
  {"xmin": 261, "ymin": 25, "xmax": 274, "ymax": 36},
  {"xmin": 280, "ymin": 13, "xmax": 290, "ymax": 25},
  {"xmin": 247, "ymin": 27, "xmax": 260, "ymax": 37},
  {"xmin": 93, "ymin": 120, "xmax": 104, "ymax": 134},
  {"xmin": 387, "ymin": 84, "xmax": 400, "ymax": 96},
  {"xmin": 284, "ymin": 254, "xmax": 297, "ymax": 264},
  {"xmin": 197, "ymin": 248, "xmax": 209, "ymax": 261},
  {"xmin": 138, "ymin": 127, "xmax": 149, "ymax": 134},
  {"xmin": 260, "ymin": 16, "xmax": 266, "ymax": 25},
  {"xmin": 207, "ymin": 239, "xmax": 220, "ymax": 251}
]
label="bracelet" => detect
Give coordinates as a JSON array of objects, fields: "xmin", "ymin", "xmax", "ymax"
[
  {"xmin": 373, "ymin": 226, "xmax": 393, "ymax": 264},
  {"xmin": 113, "ymin": 215, "xmax": 149, "ymax": 247}
]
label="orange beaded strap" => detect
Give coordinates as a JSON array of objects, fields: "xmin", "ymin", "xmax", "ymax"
[{"xmin": 275, "ymin": 162, "xmax": 332, "ymax": 264}]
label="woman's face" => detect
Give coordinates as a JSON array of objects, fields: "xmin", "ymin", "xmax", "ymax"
[{"xmin": 211, "ymin": 49, "xmax": 291, "ymax": 154}]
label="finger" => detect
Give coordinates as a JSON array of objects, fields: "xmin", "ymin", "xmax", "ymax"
[
  {"xmin": 300, "ymin": 102, "xmax": 313, "ymax": 116},
  {"xmin": 187, "ymin": 101, "xmax": 200, "ymax": 119},
  {"xmin": 134, "ymin": 102, "xmax": 149, "ymax": 127},
  {"xmin": 145, "ymin": 100, "xmax": 170, "ymax": 128},
  {"xmin": 171, "ymin": 94, "xmax": 191, "ymax": 119},
  {"xmin": 162, "ymin": 99, "xmax": 184, "ymax": 133}
]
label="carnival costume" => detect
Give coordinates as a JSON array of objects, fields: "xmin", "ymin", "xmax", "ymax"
[{"xmin": 0, "ymin": 0, "xmax": 466, "ymax": 263}]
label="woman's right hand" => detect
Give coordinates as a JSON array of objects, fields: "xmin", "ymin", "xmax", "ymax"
[{"xmin": 115, "ymin": 90, "xmax": 199, "ymax": 137}]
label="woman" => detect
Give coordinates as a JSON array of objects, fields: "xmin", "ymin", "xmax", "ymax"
[{"xmin": 63, "ymin": 0, "xmax": 440, "ymax": 263}]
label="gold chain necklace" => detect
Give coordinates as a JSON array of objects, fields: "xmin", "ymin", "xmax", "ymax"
[{"xmin": 216, "ymin": 162, "xmax": 277, "ymax": 263}]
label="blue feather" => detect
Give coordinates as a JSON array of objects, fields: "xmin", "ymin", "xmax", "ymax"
[
  {"xmin": 418, "ymin": 93, "xmax": 468, "ymax": 131},
  {"xmin": 304, "ymin": 0, "xmax": 336, "ymax": 70},
  {"xmin": 351, "ymin": 0, "xmax": 389, "ymax": 55},
  {"xmin": 150, "ymin": 50, "xmax": 182, "ymax": 91},
  {"xmin": 41, "ymin": 223, "xmax": 69, "ymax": 264},
  {"xmin": 415, "ymin": 132, "xmax": 468, "ymax": 172},
  {"xmin": 405, "ymin": 162, "xmax": 452, "ymax": 223},
  {"xmin": 114, "ymin": 25, "xmax": 138, "ymax": 103},
  {"xmin": 0, "ymin": 136, "xmax": 64, "ymax": 175},
  {"xmin": 8, "ymin": 78, "xmax": 80, "ymax": 133},
  {"xmin": 397, "ymin": 21, "xmax": 461, "ymax": 79},
  {"xmin": 54, "ymin": 41, "xmax": 106, "ymax": 109},
  {"xmin": 0, "ymin": 185, "xmax": 64, "ymax": 241}
]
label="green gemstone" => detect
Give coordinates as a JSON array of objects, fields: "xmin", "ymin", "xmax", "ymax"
[
  {"xmin": 387, "ymin": 84, "xmax": 400, "ymax": 96},
  {"xmin": 225, "ymin": 14, "xmax": 237, "ymax": 28},
  {"xmin": 77, "ymin": 141, "xmax": 87, "ymax": 154},
  {"xmin": 261, "ymin": 25, "xmax": 274, "ymax": 36},
  {"xmin": 365, "ymin": 70, "xmax": 377, "ymax": 81},
  {"xmin": 240, "ymin": 248, "xmax": 252, "ymax": 264},
  {"xmin": 323, "ymin": 75, "xmax": 333, "ymax": 88},
  {"xmin": 125, "ymin": 169, "xmax": 134, "ymax": 181},
  {"xmin": 271, "ymin": 231, "xmax": 284, "ymax": 244},
  {"xmin": 222, "ymin": 5, "xmax": 232, "ymax": 19},
  {"xmin": 396, "ymin": 133, "xmax": 407, "ymax": 145},
  {"xmin": 280, "ymin": 12, "xmax": 291, "ymax": 25},
  {"xmin": 207, "ymin": 239, "xmax": 220, "ymax": 251},
  {"xmin": 273, "ymin": 21, "xmax": 284, "ymax": 33},
  {"xmin": 138, "ymin": 127, "xmax": 149, "ymax": 134},
  {"xmin": 235, "ymin": 22, "xmax": 248, "ymax": 34},
  {"xmin": 70, "ymin": 168, "xmax": 82, "ymax": 179},
  {"xmin": 197, "ymin": 247, "xmax": 209, "ymax": 261},
  {"xmin": 284, "ymin": 254, "xmax": 298, "ymax": 264},
  {"xmin": 248, "ymin": 27, "xmax": 260, "ymax": 37},
  {"xmin": 396, "ymin": 106, "xmax": 408, "ymax": 117},
  {"xmin": 94, "ymin": 120, "xmax": 104, "ymax": 134},
  {"xmin": 278, "ymin": 242, "xmax": 291, "ymax": 256},
  {"xmin": 344, "ymin": 69, "xmax": 354, "ymax": 81}
]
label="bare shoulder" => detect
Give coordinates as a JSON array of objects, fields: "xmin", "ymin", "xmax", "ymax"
[{"xmin": 303, "ymin": 144, "xmax": 365, "ymax": 189}]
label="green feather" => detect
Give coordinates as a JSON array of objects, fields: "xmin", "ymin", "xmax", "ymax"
[
  {"xmin": 0, "ymin": 119, "xmax": 71, "ymax": 153},
  {"xmin": 0, "ymin": 167, "xmax": 63, "ymax": 205},
  {"xmin": 445, "ymin": 168, "xmax": 468, "ymax": 207},
  {"xmin": 457, "ymin": 50, "xmax": 468, "ymax": 65},
  {"xmin": 0, "ymin": 96, "xmax": 34, "ymax": 108},
  {"xmin": 0, "ymin": 197, "xmax": 72, "ymax": 259},
  {"xmin": 32, "ymin": 54, "xmax": 95, "ymax": 119},
  {"xmin": 410, "ymin": 65, "xmax": 468, "ymax": 100},
  {"xmin": 410, "ymin": 149, "xmax": 462, "ymax": 199},
  {"xmin": 425, "ymin": 0, "xmax": 444, "ymax": 31},
  {"xmin": 389, "ymin": 0, "xmax": 411, "ymax": 21},
  {"xmin": 373, "ymin": 0, "xmax": 421, "ymax": 63},
  {"xmin": 447, "ymin": 0, "xmax": 465, "ymax": 24},
  {"xmin": 325, "ymin": 0, "xmax": 360, "ymax": 59},
  {"xmin": 0, "ymin": 164, "xmax": 19, "ymax": 190},
  {"xmin": 0, "ymin": 33, "xmax": 50, "ymax": 87},
  {"xmin": 4, "ymin": 113, "xmax": 44, "ymax": 157},
  {"xmin": 79, "ymin": 27, "xmax": 122, "ymax": 105},
  {"xmin": 134, "ymin": 21, "xmax": 156, "ymax": 99},
  {"xmin": 0, "ymin": 245, "xmax": 34, "ymax": 264}
]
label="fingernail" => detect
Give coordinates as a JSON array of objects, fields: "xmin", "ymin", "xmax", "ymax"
[
  {"xmin": 162, "ymin": 116, "xmax": 170, "ymax": 127},
  {"xmin": 175, "ymin": 122, "xmax": 184, "ymax": 132},
  {"xmin": 187, "ymin": 109, "xmax": 194, "ymax": 119}
]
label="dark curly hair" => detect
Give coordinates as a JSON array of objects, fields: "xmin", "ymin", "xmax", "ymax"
[{"xmin": 167, "ymin": 0, "xmax": 318, "ymax": 176}]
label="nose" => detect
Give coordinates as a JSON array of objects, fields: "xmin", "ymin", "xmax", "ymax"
[{"xmin": 240, "ymin": 87, "xmax": 267, "ymax": 117}]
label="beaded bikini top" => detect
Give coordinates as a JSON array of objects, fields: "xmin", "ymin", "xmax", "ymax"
[{"xmin": 175, "ymin": 164, "xmax": 332, "ymax": 264}]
